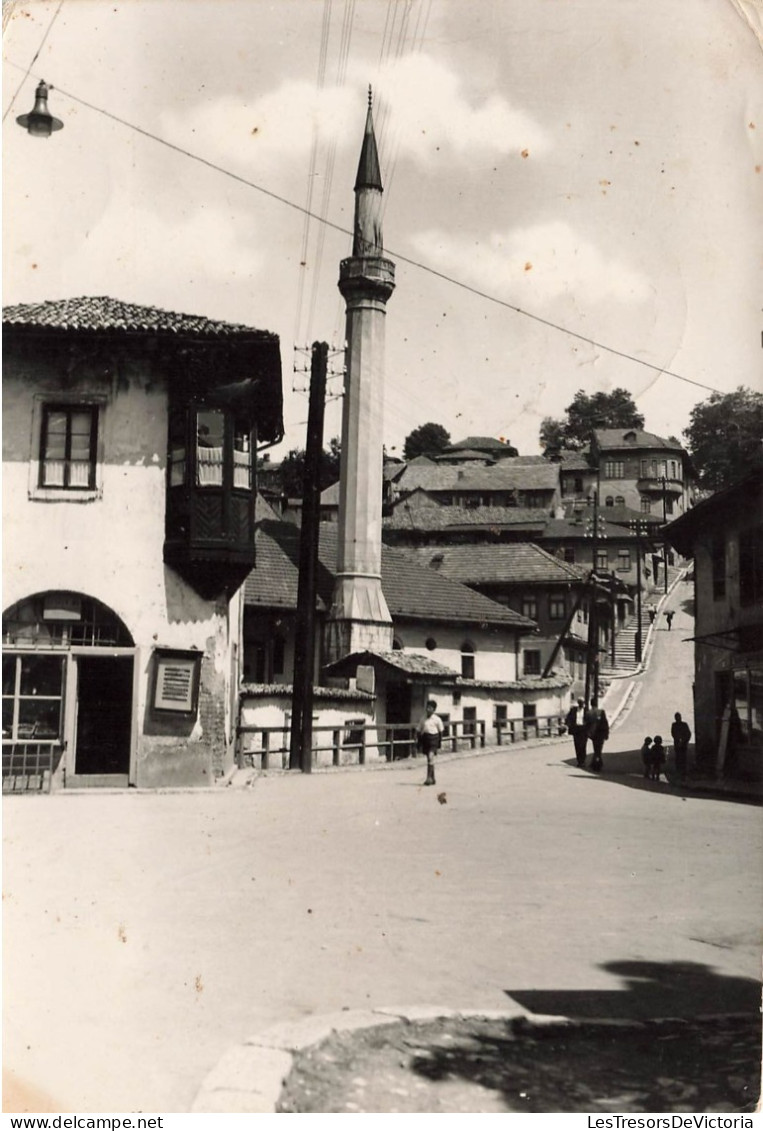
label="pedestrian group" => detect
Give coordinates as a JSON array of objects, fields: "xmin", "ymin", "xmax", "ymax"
[
  {"xmin": 566, "ymin": 699, "xmax": 692, "ymax": 785},
  {"xmin": 564, "ymin": 698, "xmax": 610, "ymax": 772}
]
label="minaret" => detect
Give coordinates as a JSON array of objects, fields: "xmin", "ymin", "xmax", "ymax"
[{"xmin": 325, "ymin": 89, "xmax": 396, "ymax": 662}]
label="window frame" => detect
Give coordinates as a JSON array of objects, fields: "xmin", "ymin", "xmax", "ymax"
[
  {"xmin": 523, "ymin": 649, "xmax": 542, "ymax": 676},
  {"xmin": 2, "ymin": 653, "xmax": 66, "ymax": 743},
  {"xmin": 29, "ymin": 396, "xmax": 107, "ymax": 501},
  {"xmin": 521, "ymin": 595, "xmax": 538, "ymax": 621},
  {"xmin": 711, "ymin": 534, "xmax": 726, "ymax": 600},
  {"xmin": 39, "ymin": 404, "xmax": 99, "ymax": 490},
  {"xmin": 548, "ymin": 593, "xmax": 566, "ymax": 620}
]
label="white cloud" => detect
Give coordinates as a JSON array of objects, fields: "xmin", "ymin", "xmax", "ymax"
[
  {"xmin": 370, "ymin": 54, "xmax": 550, "ymax": 160},
  {"xmin": 411, "ymin": 220, "xmax": 652, "ymax": 305},
  {"xmin": 69, "ymin": 192, "xmax": 265, "ymax": 295},
  {"xmin": 160, "ymin": 82, "xmax": 358, "ymax": 174},
  {"xmin": 158, "ymin": 55, "xmax": 549, "ymax": 176}
]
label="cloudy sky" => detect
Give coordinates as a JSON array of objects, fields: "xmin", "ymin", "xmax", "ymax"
[{"xmin": 3, "ymin": 0, "xmax": 761, "ymax": 459}]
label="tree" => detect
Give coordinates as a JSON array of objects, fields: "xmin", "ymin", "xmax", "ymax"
[
  {"xmin": 683, "ymin": 386, "xmax": 763, "ymax": 491},
  {"xmin": 275, "ymin": 436, "xmax": 341, "ymax": 498},
  {"xmin": 539, "ymin": 388, "xmax": 645, "ymax": 454},
  {"xmin": 403, "ymin": 422, "xmax": 451, "ymax": 461}
]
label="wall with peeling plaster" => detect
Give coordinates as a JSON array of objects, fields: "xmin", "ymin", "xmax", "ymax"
[{"xmin": 2, "ymin": 344, "xmax": 236, "ymax": 787}]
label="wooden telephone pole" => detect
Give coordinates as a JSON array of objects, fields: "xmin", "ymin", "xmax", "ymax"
[{"xmin": 289, "ymin": 342, "xmax": 328, "ymax": 773}]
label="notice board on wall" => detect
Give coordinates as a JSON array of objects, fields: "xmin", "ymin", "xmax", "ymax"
[{"xmin": 153, "ymin": 650, "xmax": 201, "ymax": 714}]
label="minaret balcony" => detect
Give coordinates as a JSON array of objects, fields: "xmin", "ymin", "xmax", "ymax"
[{"xmin": 339, "ymin": 256, "xmax": 396, "ymax": 301}]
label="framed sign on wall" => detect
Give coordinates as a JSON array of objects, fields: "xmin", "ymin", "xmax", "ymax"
[{"xmin": 152, "ymin": 649, "xmax": 201, "ymax": 714}]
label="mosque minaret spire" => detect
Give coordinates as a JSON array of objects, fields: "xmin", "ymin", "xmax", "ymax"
[{"xmin": 325, "ymin": 87, "xmax": 396, "ymax": 662}]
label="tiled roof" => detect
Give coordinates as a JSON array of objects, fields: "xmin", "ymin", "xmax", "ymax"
[
  {"xmin": 445, "ymin": 436, "xmax": 513, "ymax": 452},
  {"xmin": 322, "ymin": 651, "xmax": 459, "ymax": 680},
  {"xmin": 4, "ymin": 295, "xmax": 285, "ymax": 442},
  {"xmin": 393, "ymin": 459, "xmax": 559, "ymax": 494},
  {"xmin": 240, "ymin": 682, "xmax": 373, "ymax": 700},
  {"xmin": 383, "ymin": 504, "xmax": 549, "ymax": 532},
  {"xmin": 568, "ymin": 504, "xmax": 662, "ymax": 528},
  {"xmin": 594, "ymin": 428, "xmax": 684, "ymax": 452},
  {"xmin": 244, "ymin": 520, "xmax": 534, "ymax": 628},
  {"xmin": 558, "ymin": 451, "xmax": 593, "ymax": 470},
  {"xmin": 434, "ymin": 449, "xmax": 496, "ymax": 462},
  {"xmin": 454, "ymin": 675, "xmax": 572, "ymax": 691},
  {"xmin": 410, "ymin": 543, "xmax": 589, "ymax": 585},
  {"xmin": 2, "ymin": 296, "xmax": 278, "ymax": 343}
]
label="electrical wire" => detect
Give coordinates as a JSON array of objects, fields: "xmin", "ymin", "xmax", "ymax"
[
  {"xmin": 2, "ymin": 0, "xmax": 65, "ymax": 123},
  {"xmin": 3, "ymin": 60, "xmax": 723, "ymax": 397},
  {"xmin": 293, "ymin": 0, "xmax": 333, "ymax": 353}
]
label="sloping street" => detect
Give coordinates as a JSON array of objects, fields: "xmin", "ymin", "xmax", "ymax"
[{"xmin": 3, "ymin": 578, "xmax": 761, "ymax": 1113}]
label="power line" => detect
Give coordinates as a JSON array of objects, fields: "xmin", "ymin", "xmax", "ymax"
[
  {"xmin": 3, "ymin": 60, "xmax": 723, "ymax": 397},
  {"xmin": 2, "ymin": 0, "xmax": 65, "ymax": 123}
]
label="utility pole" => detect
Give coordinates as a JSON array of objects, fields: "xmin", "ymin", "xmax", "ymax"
[
  {"xmin": 609, "ymin": 573, "xmax": 617, "ymax": 666},
  {"xmin": 661, "ymin": 475, "xmax": 669, "ymax": 594},
  {"xmin": 584, "ymin": 489, "xmax": 601, "ymax": 706},
  {"xmin": 289, "ymin": 342, "xmax": 328, "ymax": 773},
  {"xmin": 633, "ymin": 520, "xmax": 644, "ymax": 663}
]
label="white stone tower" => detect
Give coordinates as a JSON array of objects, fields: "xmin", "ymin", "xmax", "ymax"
[{"xmin": 325, "ymin": 89, "xmax": 395, "ymax": 662}]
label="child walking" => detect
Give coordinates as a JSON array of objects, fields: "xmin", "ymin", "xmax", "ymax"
[
  {"xmin": 641, "ymin": 737, "xmax": 653, "ymax": 779},
  {"xmin": 650, "ymin": 736, "xmax": 666, "ymax": 782}
]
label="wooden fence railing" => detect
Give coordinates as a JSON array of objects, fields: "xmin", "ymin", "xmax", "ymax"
[
  {"xmin": 237, "ymin": 719, "xmax": 488, "ymax": 770},
  {"xmin": 237, "ymin": 713, "xmax": 566, "ymax": 769},
  {"xmin": 496, "ymin": 715, "xmax": 566, "ymax": 744}
]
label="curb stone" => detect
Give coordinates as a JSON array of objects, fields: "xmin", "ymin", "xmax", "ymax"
[
  {"xmin": 190, "ymin": 1003, "xmax": 758, "ymax": 1114},
  {"xmin": 190, "ymin": 1004, "xmax": 533, "ymax": 1113}
]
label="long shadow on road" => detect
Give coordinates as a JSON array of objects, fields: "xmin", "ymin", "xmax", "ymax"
[
  {"xmin": 507, "ymin": 958, "xmax": 761, "ymax": 1020},
  {"xmin": 561, "ymin": 752, "xmax": 762, "ymax": 806}
]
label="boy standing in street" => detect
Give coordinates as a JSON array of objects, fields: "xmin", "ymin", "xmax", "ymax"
[{"xmin": 418, "ymin": 699, "xmax": 444, "ymax": 786}]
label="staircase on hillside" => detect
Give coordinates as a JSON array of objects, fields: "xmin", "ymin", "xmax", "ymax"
[{"xmin": 599, "ymin": 601, "xmax": 655, "ymax": 677}]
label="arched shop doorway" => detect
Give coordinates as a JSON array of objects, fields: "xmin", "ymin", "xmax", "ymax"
[{"xmin": 3, "ymin": 593, "xmax": 136, "ymax": 789}]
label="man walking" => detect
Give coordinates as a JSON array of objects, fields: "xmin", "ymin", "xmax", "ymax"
[
  {"xmin": 585, "ymin": 699, "xmax": 610, "ymax": 773},
  {"xmin": 565, "ymin": 698, "xmax": 588, "ymax": 768},
  {"xmin": 417, "ymin": 699, "xmax": 444, "ymax": 786},
  {"xmin": 670, "ymin": 711, "xmax": 692, "ymax": 784}
]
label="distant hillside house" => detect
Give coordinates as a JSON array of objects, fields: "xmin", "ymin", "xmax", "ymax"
[
  {"xmin": 2, "ymin": 296, "xmax": 283, "ymax": 790},
  {"xmin": 434, "ymin": 435, "xmax": 519, "ymax": 463},
  {"xmin": 387, "ymin": 456, "xmax": 561, "ymax": 513},
  {"xmin": 590, "ymin": 428, "xmax": 696, "ymax": 519}
]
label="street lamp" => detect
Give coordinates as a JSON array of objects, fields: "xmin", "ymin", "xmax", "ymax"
[{"xmin": 15, "ymin": 80, "xmax": 64, "ymax": 138}]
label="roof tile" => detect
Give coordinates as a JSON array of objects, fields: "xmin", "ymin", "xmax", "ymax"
[
  {"xmin": 244, "ymin": 520, "xmax": 534, "ymax": 628},
  {"xmin": 3, "ymin": 296, "xmax": 278, "ymax": 343}
]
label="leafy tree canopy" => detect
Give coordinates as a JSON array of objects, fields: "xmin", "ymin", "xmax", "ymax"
[
  {"xmin": 683, "ymin": 386, "xmax": 763, "ymax": 491},
  {"xmin": 540, "ymin": 388, "xmax": 645, "ymax": 455},
  {"xmin": 272, "ymin": 436, "xmax": 341, "ymax": 498},
  {"xmin": 403, "ymin": 422, "xmax": 451, "ymax": 461}
]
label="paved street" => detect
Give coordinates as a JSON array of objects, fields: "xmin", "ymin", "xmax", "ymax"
[{"xmin": 4, "ymin": 579, "xmax": 761, "ymax": 1113}]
